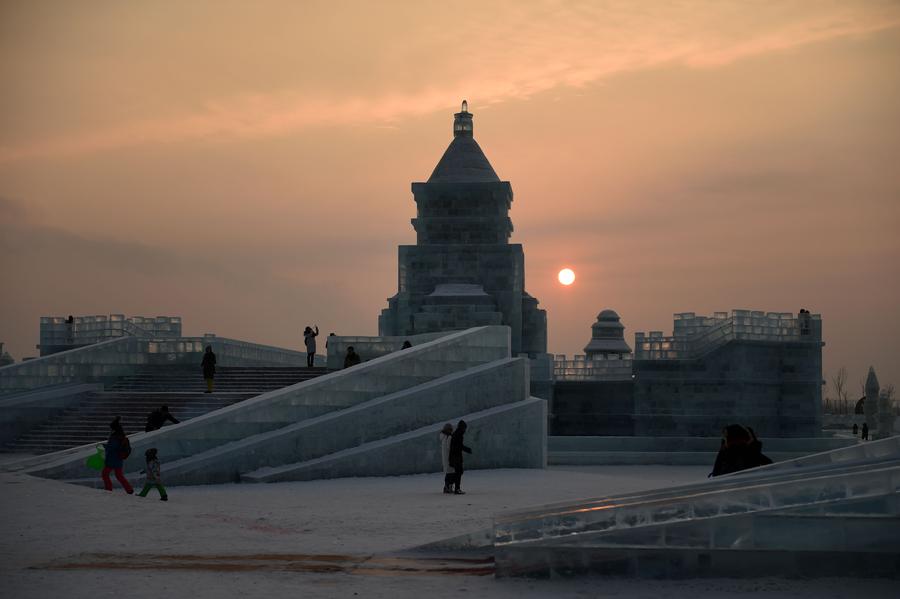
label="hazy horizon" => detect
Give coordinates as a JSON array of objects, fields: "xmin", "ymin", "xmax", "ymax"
[{"xmin": 1, "ymin": 1, "xmax": 898, "ymax": 394}]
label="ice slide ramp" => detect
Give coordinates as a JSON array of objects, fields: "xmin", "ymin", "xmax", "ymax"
[
  {"xmin": 491, "ymin": 435, "xmax": 900, "ymax": 578},
  {"xmin": 20, "ymin": 326, "xmax": 546, "ymax": 485}
]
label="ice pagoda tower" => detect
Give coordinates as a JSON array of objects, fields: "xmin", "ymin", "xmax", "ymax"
[{"xmin": 379, "ymin": 101, "xmax": 547, "ymax": 357}]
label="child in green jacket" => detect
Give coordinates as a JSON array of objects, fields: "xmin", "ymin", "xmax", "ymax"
[{"xmin": 138, "ymin": 448, "xmax": 168, "ymax": 501}]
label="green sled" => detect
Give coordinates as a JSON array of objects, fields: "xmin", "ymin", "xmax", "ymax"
[{"xmin": 85, "ymin": 445, "xmax": 105, "ymax": 471}]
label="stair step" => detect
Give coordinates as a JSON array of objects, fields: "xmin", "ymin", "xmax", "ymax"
[{"xmin": 6, "ymin": 365, "xmax": 328, "ymax": 454}]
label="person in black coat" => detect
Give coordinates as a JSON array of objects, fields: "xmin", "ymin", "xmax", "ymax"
[
  {"xmin": 201, "ymin": 345, "xmax": 216, "ymax": 393},
  {"xmin": 343, "ymin": 346, "xmax": 361, "ymax": 369},
  {"xmin": 448, "ymin": 420, "xmax": 472, "ymax": 494},
  {"xmin": 709, "ymin": 424, "xmax": 772, "ymax": 477},
  {"xmin": 144, "ymin": 405, "xmax": 180, "ymax": 432},
  {"xmin": 861, "ymin": 422, "xmax": 869, "ymax": 441}
]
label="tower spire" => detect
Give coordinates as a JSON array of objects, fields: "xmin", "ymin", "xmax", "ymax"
[{"xmin": 453, "ymin": 99, "xmax": 473, "ymax": 138}]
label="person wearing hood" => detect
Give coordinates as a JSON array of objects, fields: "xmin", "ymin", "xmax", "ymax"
[
  {"xmin": 448, "ymin": 420, "xmax": 472, "ymax": 495},
  {"xmin": 102, "ymin": 417, "xmax": 134, "ymax": 494},
  {"xmin": 709, "ymin": 424, "xmax": 772, "ymax": 477},
  {"xmin": 439, "ymin": 423, "xmax": 454, "ymax": 494}
]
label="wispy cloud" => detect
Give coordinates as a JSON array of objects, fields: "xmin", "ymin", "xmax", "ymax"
[{"xmin": 1, "ymin": 1, "xmax": 897, "ymax": 162}]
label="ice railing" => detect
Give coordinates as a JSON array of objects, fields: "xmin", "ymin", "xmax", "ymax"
[
  {"xmin": 553, "ymin": 354, "xmax": 634, "ymax": 381},
  {"xmin": 494, "ymin": 436, "xmax": 900, "ymax": 546},
  {"xmin": 1, "ymin": 335, "xmax": 307, "ymax": 392},
  {"xmin": 39, "ymin": 314, "xmax": 182, "ymax": 348},
  {"xmin": 635, "ymin": 310, "xmax": 821, "ymax": 360},
  {"xmin": 495, "ymin": 459, "xmax": 900, "ymax": 547},
  {"xmin": 325, "ymin": 331, "xmax": 455, "ymax": 370},
  {"xmin": 534, "ymin": 492, "xmax": 900, "ymax": 554}
]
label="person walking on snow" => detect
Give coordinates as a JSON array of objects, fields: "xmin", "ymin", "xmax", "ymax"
[
  {"xmin": 303, "ymin": 325, "xmax": 319, "ymax": 368},
  {"xmin": 102, "ymin": 417, "xmax": 133, "ymax": 494},
  {"xmin": 138, "ymin": 448, "xmax": 168, "ymax": 501},
  {"xmin": 448, "ymin": 420, "xmax": 472, "ymax": 495},
  {"xmin": 201, "ymin": 345, "xmax": 216, "ymax": 394},
  {"xmin": 439, "ymin": 423, "xmax": 454, "ymax": 494}
]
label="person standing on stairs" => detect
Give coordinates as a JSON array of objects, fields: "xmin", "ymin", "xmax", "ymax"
[
  {"xmin": 303, "ymin": 325, "xmax": 319, "ymax": 368},
  {"xmin": 101, "ymin": 416, "xmax": 134, "ymax": 494},
  {"xmin": 448, "ymin": 420, "xmax": 472, "ymax": 495},
  {"xmin": 201, "ymin": 345, "xmax": 216, "ymax": 394}
]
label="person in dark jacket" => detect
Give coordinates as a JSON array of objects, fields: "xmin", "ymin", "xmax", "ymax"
[
  {"xmin": 852, "ymin": 423, "xmax": 859, "ymax": 436},
  {"xmin": 344, "ymin": 346, "xmax": 361, "ymax": 369},
  {"xmin": 448, "ymin": 420, "xmax": 472, "ymax": 494},
  {"xmin": 862, "ymin": 422, "xmax": 869, "ymax": 441},
  {"xmin": 303, "ymin": 325, "xmax": 319, "ymax": 368},
  {"xmin": 746, "ymin": 427, "xmax": 773, "ymax": 468},
  {"xmin": 102, "ymin": 417, "xmax": 133, "ymax": 494},
  {"xmin": 201, "ymin": 346, "xmax": 216, "ymax": 393},
  {"xmin": 709, "ymin": 424, "xmax": 771, "ymax": 477},
  {"xmin": 144, "ymin": 405, "xmax": 180, "ymax": 432}
]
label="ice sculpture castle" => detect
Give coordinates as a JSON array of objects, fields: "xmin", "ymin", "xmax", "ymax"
[{"xmin": 378, "ymin": 102, "xmax": 547, "ymax": 357}]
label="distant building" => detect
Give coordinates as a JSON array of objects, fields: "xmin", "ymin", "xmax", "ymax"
[
  {"xmin": 38, "ymin": 314, "xmax": 182, "ymax": 356},
  {"xmin": 551, "ymin": 310, "xmax": 824, "ymax": 438},
  {"xmin": 0, "ymin": 342, "xmax": 13, "ymax": 367},
  {"xmin": 584, "ymin": 310, "xmax": 631, "ymax": 359},
  {"xmin": 379, "ymin": 102, "xmax": 547, "ymax": 357}
]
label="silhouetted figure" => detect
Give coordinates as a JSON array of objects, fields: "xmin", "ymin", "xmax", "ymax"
[
  {"xmin": 201, "ymin": 345, "xmax": 216, "ymax": 393},
  {"xmin": 344, "ymin": 346, "xmax": 361, "ymax": 369},
  {"xmin": 798, "ymin": 308, "xmax": 811, "ymax": 335},
  {"xmin": 862, "ymin": 422, "xmax": 869, "ymax": 441},
  {"xmin": 102, "ymin": 417, "xmax": 133, "ymax": 494},
  {"xmin": 401, "ymin": 340, "xmax": 412, "ymax": 349},
  {"xmin": 439, "ymin": 423, "xmax": 454, "ymax": 494},
  {"xmin": 326, "ymin": 332, "xmax": 336, "ymax": 349},
  {"xmin": 145, "ymin": 405, "xmax": 180, "ymax": 432},
  {"xmin": 138, "ymin": 448, "xmax": 168, "ymax": 501},
  {"xmin": 303, "ymin": 325, "xmax": 319, "ymax": 368},
  {"xmin": 709, "ymin": 424, "xmax": 771, "ymax": 477},
  {"xmin": 746, "ymin": 427, "xmax": 772, "ymax": 468},
  {"xmin": 65, "ymin": 314, "xmax": 74, "ymax": 345},
  {"xmin": 852, "ymin": 423, "xmax": 859, "ymax": 436},
  {"xmin": 448, "ymin": 420, "xmax": 472, "ymax": 494}
]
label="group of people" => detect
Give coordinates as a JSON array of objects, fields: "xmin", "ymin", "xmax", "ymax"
[
  {"xmin": 99, "ymin": 417, "xmax": 168, "ymax": 501},
  {"xmin": 852, "ymin": 422, "xmax": 870, "ymax": 440},
  {"xmin": 439, "ymin": 420, "xmax": 472, "ymax": 494}
]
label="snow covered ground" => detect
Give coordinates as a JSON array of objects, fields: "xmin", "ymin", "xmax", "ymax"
[{"xmin": 0, "ymin": 461, "xmax": 894, "ymax": 598}]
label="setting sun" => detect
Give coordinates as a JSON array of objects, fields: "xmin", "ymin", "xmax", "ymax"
[{"xmin": 558, "ymin": 268, "xmax": 575, "ymax": 286}]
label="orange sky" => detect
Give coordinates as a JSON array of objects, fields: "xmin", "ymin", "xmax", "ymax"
[{"xmin": 1, "ymin": 1, "xmax": 898, "ymax": 394}]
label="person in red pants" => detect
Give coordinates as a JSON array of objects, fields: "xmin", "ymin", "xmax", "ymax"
[{"xmin": 101, "ymin": 416, "xmax": 133, "ymax": 494}]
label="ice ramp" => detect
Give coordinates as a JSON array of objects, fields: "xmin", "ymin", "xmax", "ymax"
[
  {"xmin": 21, "ymin": 326, "xmax": 545, "ymax": 484},
  {"xmin": 242, "ymin": 398, "xmax": 545, "ymax": 482},
  {"xmin": 138, "ymin": 357, "xmax": 534, "ymax": 485},
  {"xmin": 491, "ymin": 435, "xmax": 900, "ymax": 578}
]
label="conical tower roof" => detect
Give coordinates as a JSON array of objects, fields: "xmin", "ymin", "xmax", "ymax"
[{"xmin": 428, "ymin": 101, "xmax": 500, "ymax": 183}]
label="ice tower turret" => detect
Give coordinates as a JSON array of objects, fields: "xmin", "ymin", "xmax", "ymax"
[
  {"xmin": 865, "ymin": 366, "xmax": 880, "ymax": 429},
  {"xmin": 379, "ymin": 102, "xmax": 547, "ymax": 356}
]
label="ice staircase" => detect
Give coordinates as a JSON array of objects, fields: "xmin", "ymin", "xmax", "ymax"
[
  {"xmin": 19, "ymin": 327, "xmax": 546, "ymax": 485},
  {"xmin": 4, "ymin": 366, "xmax": 325, "ymax": 454},
  {"xmin": 492, "ymin": 435, "xmax": 900, "ymax": 578}
]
